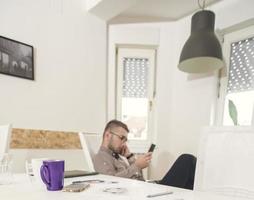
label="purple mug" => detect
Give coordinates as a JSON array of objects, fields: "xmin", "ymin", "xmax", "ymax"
[{"xmin": 40, "ymin": 160, "xmax": 64, "ymax": 191}]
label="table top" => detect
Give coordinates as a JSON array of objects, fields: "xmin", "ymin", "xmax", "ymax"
[{"xmin": 0, "ymin": 174, "xmax": 249, "ymax": 200}]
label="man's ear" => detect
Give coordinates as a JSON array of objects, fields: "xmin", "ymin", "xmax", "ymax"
[{"xmin": 104, "ymin": 130, "xmax": 111, "ymax": 140}]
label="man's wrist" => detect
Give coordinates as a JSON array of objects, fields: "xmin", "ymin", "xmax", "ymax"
[{"xmin": 126, "ymin": 153, "xmax": 134, "ymax": 159}]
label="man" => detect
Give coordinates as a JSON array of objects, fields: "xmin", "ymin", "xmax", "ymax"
[{"xmin": 93, "ymin": 120, "xmax": 196, "ymax": 189}]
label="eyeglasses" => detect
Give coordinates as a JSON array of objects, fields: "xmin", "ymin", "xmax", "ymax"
[{"xmin": 110, "ymin": 131, "xmax": 128, "ymax": 142}]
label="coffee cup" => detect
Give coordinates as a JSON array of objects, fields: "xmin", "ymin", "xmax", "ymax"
[{"xmin": 40, "ymin": 160, "xmax": 64, "ymax": 191}]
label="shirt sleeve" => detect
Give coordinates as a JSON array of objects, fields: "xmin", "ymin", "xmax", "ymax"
[{"xmin": 93, "ymin": 152, "xmax": 143, "ymax": 180}]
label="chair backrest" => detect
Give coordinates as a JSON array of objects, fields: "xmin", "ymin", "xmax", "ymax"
[
  {"xmin": 78, "ymin": 132, "xmax": 102, "ymax": 172},
  {"xmin": 194, "ymin": 126, "xmax": 254, "ymax": 199},
  {"xmin": 0, "ymin": 124, "xmax": 12, "ymax": 156}
]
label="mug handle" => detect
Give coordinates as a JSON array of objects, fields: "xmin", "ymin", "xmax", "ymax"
[{"xmin": 40, "ymin": 165, "xmax": 50, "ymax": 187}]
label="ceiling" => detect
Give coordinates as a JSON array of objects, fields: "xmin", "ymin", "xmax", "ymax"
[{"xmin": 87, "ymin": 0, "xmax": 222, "ymax": 24}]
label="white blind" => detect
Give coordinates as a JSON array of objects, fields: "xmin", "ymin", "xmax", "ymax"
[
  {"xmin": 122, "ymin": 57, "xmax": 148, "ymax": 98},
  {"xmin": 227, "ymin": 37, "xmax": 254, "ymax": 93}
]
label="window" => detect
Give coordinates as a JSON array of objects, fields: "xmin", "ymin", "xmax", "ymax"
[
  {"xmin": 217, "ymin": 25, "xmax": 254, "ymax": 126},
  {"xmin": 117, "ymin": 47, "xmax": 156, "ymax": 143}
]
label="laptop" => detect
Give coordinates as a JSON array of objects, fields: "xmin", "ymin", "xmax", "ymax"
[{"xmin": 64, "ymin": 170, "xmax": 99, "ymax": 178}]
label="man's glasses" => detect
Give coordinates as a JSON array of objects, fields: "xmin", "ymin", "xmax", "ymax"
[{"xmin": 110, "ymin": 131, "xmax": 128, "ymax": 142}]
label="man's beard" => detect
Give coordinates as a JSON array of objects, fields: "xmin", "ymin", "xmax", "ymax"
[{"xmin": 108, "ymin": 138, "xmax": 121, "ymax": 154}]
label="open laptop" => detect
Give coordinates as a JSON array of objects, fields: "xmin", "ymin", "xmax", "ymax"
[{"xmin": 64, "ymin": 170, "xmax": 99, "ymax": 178}]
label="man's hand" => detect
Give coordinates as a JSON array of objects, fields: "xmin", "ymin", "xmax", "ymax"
[
  {"xmin": 134, "ymin": 152, "xmax": 152, "ymax": 169},
  {"xmin": 121, "ymin": 144, "xmax": 130, "ymax": 157}
]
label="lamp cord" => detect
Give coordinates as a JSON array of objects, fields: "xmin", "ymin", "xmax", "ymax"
[{"xmin": 198, "ymin": 0, "xmax": 206, "ymax": 10}]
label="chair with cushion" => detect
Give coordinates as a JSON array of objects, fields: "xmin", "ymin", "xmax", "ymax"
[{"xmin": 194, "ymin": 126, "xmax": 254, "ymax": 199}]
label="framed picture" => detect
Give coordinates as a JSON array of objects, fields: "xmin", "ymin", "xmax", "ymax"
[{"xmin": 0, "ymin": 36, "xmax": 34, "ymax": 80}]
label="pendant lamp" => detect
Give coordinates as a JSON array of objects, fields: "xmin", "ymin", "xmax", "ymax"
[{"xmin": 178, "ymin": 0, "xmax": 224, "ymax": 73}]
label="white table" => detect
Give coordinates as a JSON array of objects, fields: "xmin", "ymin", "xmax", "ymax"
[{"xmin": 0, "ymin": 174, "xmax": 249, "ymax": 200}]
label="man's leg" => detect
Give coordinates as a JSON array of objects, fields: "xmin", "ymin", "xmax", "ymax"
[{"xmin": 158, "ymin": 154, "xmax": 196, "ymax": 190}]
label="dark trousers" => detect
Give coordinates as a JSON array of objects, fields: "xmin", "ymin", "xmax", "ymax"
[{"xmin": 159, "ymin": 154, "xmax": 196, "ymax": 190}]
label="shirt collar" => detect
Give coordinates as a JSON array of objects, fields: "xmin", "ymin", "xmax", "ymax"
[{"xmin": 100, "ymin": 146, "xmax": 119, "ymax": 159}]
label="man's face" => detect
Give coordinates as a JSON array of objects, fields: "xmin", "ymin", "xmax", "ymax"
[{"xmin": 108, "ymin": 126, "xmax": 128, "ymax": 154}]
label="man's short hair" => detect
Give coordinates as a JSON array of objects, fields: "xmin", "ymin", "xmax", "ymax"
[{"xmin": 103, "ymin": 120, "xmax": 129, "ymax": 137}]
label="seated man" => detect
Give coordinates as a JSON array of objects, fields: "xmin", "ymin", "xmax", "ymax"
[{"xmin": 93, "ymin": 120, "xmax": 196, "ymax": 189}]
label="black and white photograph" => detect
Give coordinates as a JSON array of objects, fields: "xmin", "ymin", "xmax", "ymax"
[{"xmin": 0, "ymin": 36, "xmax": 34, "ymax": 80}]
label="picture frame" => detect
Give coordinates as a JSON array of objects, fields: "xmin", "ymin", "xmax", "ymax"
[{"xmin": 0, "ymin": 35, "xmax": 34, "ymax": 80}]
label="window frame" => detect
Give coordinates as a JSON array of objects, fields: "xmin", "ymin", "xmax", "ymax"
[
  {"xmin": 216, "ymin": 25, "xmax": 254, "ymax": 126},
  {"xmin": 116, "ymin": 46, "xmax": 157, "ymax": 151}
]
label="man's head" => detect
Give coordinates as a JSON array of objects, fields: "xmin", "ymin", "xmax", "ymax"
[{"xmin": 102, "ymin": 120, "xmax": 129, "ymax": 154}]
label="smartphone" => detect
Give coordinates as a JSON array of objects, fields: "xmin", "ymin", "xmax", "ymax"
[
  {"xmin": 148, "ymin": 144, "xmax": 156, "ymax": 152},
  {"xmin": 62, "ymin": 183, "xmax": 90, "ymax": 192}
]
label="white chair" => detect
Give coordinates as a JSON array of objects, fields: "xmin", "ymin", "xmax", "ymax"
[
  {"xmin": 78, "ymin": 132, "xmax": 102, "ymax": 172},
  {"xmin": 0, "ymin": 124, "xmax": 12, "ymax": 156},
  {"xmin": 194, "ymin": 126, "xmax": 254, "ymax": 199}
]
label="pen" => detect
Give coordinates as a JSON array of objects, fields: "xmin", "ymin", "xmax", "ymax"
[
  {"xmin": 147, "ymin": 191, "xmax": 173, "ymax": 198},
  {"xmin": 72, "ymin": 179, "xmax": 105, "ymax": 184}
]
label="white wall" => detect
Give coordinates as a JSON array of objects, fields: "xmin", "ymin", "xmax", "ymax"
[
  {"xmin": 0, "ymin": 0, "xmax": 107, "ymax": 133},
  {"xmin": 108, "ymin": 0, "xmax": 254, "ymax": 179},
  {"xmin": 0, "ymin": 0, "xmax": 106, "ymax": 172}
]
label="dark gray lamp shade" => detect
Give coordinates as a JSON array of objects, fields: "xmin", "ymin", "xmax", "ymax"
[{"xmin": 178, "ymin": 10, "xmax": 224, "ymax": 73}]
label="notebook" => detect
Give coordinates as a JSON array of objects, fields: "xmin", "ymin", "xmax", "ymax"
[{"xmin": 64, "ymin": 170, "xmax": 99, "ymax": 178}]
